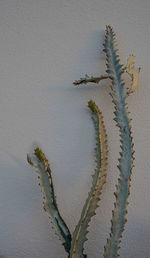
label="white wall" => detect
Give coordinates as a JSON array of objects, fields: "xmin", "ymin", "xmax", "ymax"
[{"xmin": 0, "ymin": 0, "xmax": 150, "ymax": 257}]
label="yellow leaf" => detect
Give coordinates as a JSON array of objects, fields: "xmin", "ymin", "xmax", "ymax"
[
  {"xmin": 125, "ymin": 54, "xmax": 140, "ymax": 94},
  {"xmin": 126, "ymin": 54, "xmax": 135, "ymax": 69}
]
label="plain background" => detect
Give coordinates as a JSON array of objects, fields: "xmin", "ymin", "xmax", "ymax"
[{"xmin": 0, "ymin": 0, "xmax": 150, "ymax": 257}]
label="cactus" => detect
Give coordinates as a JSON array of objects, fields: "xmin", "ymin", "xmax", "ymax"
[
  {"xmin": 103, "ymin": 25, "xmax": 135, "ymax": 257},
  {"xmin": 74, "ymin": 25, "xmax": 139, "ymax": 257},
  {"xmin": 27, "ymin": 99, "xmax": 107, "ymax": 257},
  {"xmin": 69, "ymin": 100, "xmax": 108, "ymax": 258},
  {"xmin": 27, "ymin": 25, "xmax": 139, "ymax": 257},
  {"xmin": 27, "ymin": 147, "xmax": 72, "ymax": 253}
]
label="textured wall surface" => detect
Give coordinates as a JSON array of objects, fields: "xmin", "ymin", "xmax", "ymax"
[{"xmin": 0, "ymin": 0, "xmax": 150, "ymax": 257}]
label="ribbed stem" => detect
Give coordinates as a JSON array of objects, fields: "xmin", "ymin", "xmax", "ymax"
[
  {"xmin": 27, "ymin": 147, "xmax": 71, "ymax": 253},
  {"xmin": 103, "ymin": 25, "xmax": 134, "ymax": 257},
  {"xmin": 69, "ymin": 100, "xmax": 108, "ymax": 258}
]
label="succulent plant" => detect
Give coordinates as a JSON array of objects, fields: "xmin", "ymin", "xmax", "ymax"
[
  {"xmin": 27, "ymin": 25, "xmax": 139, "ymax": 258},
  {"xmin": 27, "ymin": 99, "xmax": 108, "ymax": 257},
  {"xmin": 27, "ymin": 147, "xmax": 71, "ymax": 253}
]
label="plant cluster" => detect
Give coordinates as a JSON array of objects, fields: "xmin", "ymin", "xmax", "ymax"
[{"xmin": 27, "ymin": 25, "xmax": 139, "ymax": 258}]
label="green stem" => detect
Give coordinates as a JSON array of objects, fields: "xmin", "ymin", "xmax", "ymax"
[
  {"xmin": 69, "ymin": 100, "xmax": 108, "ymax": 258},
  {"xmin": 27, "ymin": 147, "xmax": 71, "ymax": 253},
  {"xmin": 103, "ymin": 25, "xmax": 134, "ymax": 258}
]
